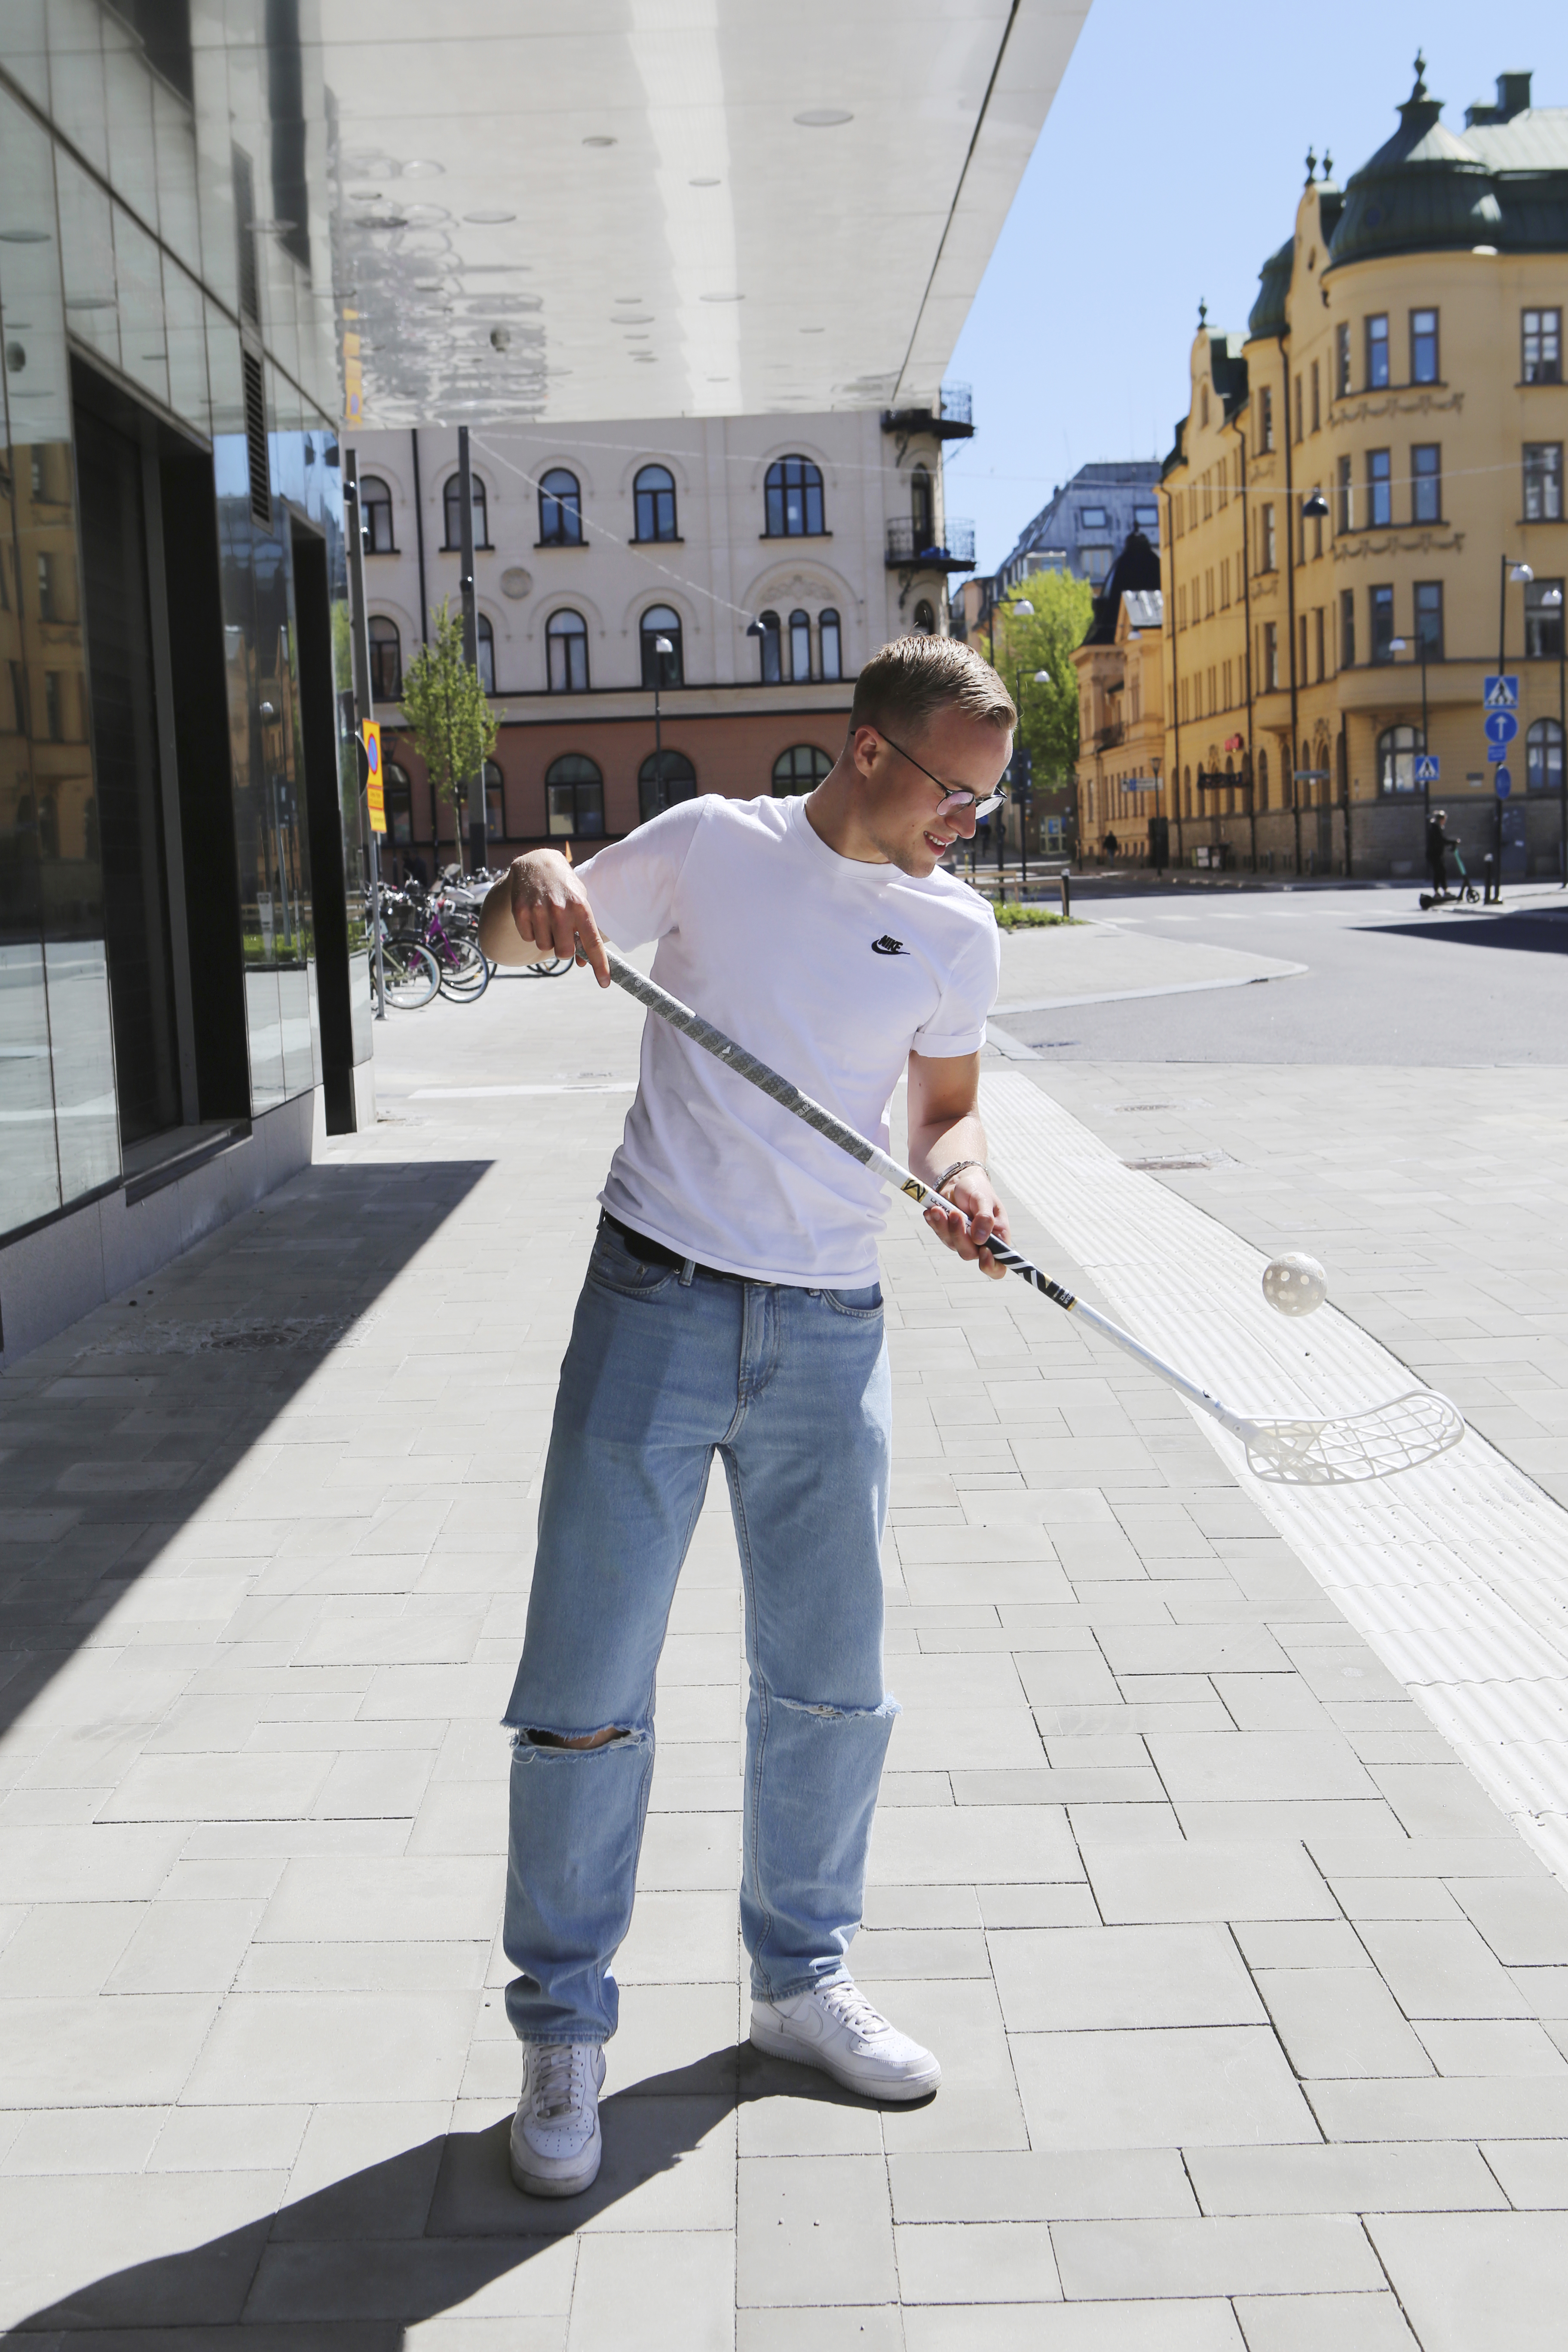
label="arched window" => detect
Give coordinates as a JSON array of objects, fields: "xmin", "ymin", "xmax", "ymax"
[
  {"xmin": 484, "ymin": 759, "xmax": 505, "ymax": 840},
  {"xmin": 546, "ymin": 608, "xmax": 589, "ymax": 693},
  {"xmin": 476, "ymin": 612, "xmax": 495, "ymax": 694},
  {"xmin": 361, "ymin": 475, "xmax": 395, "ymax": 553},
  {"xmin": 820, "ymin": 608, "xmax": 842, "ymax": 681},
  {"xmin": 443, "ymin": 471, "xmax": 488, "ymax": 550},
  {"xmin": 368, "ymin": 615, "xmax": 401, "ymax": 700},
  {"xmin": 386, "ymin": 759, "xmax": 413, "ymax": 843},
  {"xmin": 1378, "ymin": 723, "xmax": 1422, "ymax": 795},
  {"xmin": 640, "ymin": 605, "xmax": 683, "ymax": 687},
  {"xmin": 638, "ymin": 748, "xmax": 697, "ymax": 824},
  {"xmin": 765, "ymin": 455, "xmax": 824, "ymax": 537},
  {"xmin": 1256, "ymin": 748, "xmax": 1269, "ymax": 810},
  {"xmin": 772, "ymin": 744, "xmax": 833, "ymax": 795},
  {"xmin": 538, "ymin": 467, "xmax": 582, "ymax": 546},
  {"xmin": 634, "ymin": 464, "xmax": 677, "ymax": 542},
  {"xmin": 545, "ymin": 752, "xmax": 604, "ymax": 839},
  {"xmin": 756, "ymin": 609, "xmax": 782, "ymax": 685},
  {"xmin": 910, "ymin": 464, "xmax": 934, "ymax": 548},
  {"xmin": 789, "ymin": 609, "xmax": 811, "ymax": 682},
  {"xmin": 1528, "ymin": 717, "xmax": 1565, "ymax": 794},
  {"xmin": 913, "ymin": 599, "xmax": 936, "ymax": 635}
]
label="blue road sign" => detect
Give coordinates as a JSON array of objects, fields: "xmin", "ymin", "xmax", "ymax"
[
  {"xmin": 1497, "ymin": 768, "xmax": 1513, "ymax": 797},
  {"xmin": 1485, "ymin": 710, "xmax": 1519, "ymax": 747},
  {"xmin": 1488, "ymin": 741, "xmax": 1509, "ymax": 763},
  {"xmin": 1414, "ymin": 754, "xmax": 1439, "ymax": 784},
  {"xmin": 1483, "ymin": 674, "xmax": 1520, "ymax": 710}
]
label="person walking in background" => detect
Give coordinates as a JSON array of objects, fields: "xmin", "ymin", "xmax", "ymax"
[{"xmin": 1426, "ymin": 809, "xmax": 1458, "ymax": 900}]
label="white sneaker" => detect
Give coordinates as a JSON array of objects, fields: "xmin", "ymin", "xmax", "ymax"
[
  {"xmin": 509, "ymin": 2041, "xmax": 607, "ymax": 2197},
  {"xmin": 750, "ymin": 1980, "xmax": 941, "ymax": 2101}
]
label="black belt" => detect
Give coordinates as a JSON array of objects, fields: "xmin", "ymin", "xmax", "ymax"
[{"xmin": 600, "ymin": 1210, "xmax": 746, "ymax": 1284}]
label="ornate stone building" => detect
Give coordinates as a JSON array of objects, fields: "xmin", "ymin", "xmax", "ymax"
[{"xmin": 1160, "ymin": 59, "xmax": 1567, "ymax": 878}]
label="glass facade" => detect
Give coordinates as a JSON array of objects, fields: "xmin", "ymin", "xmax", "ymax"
[{"xmin": 0, "ymin": 3, "xmax": 368, "ymax": 1245}]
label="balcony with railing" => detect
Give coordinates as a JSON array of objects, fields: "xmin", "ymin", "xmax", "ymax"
[
  {"xmin": 880, "ymin": 381, "xmax": 975, "ymax": 441},
  {"xmin": 886, "ymin": 516, "xmax": 976, "ymax": 570},
  {"xmin": 1094, "ymin": 721, "xmax": 1126, "ymax": 751}
]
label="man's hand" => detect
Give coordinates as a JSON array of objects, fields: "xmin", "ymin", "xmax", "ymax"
[
  {"xmin": 477, "ymin": 851, "xmax": 610, "ymax": 984},
  {"xmin": 922, "ymin": 1169, "xmax": 1011, "ymax": 1280}
]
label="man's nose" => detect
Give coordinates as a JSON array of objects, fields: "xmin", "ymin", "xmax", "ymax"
[{"xmin": 950, "ymin": 801, "xmax": 979, "ymax": 838}]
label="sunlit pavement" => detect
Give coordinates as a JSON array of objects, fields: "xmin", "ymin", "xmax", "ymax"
[{"xmin": 6, "ymin": 925, "xmax": 1568, "ymax": 2346}]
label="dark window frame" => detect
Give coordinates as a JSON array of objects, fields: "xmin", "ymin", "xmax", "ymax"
[
  {"xmin": 1412, "ymin": 443, "xmax": 1442, "ymax": 524},
  {"xmin": 1370, "ymin": 582, "xmax": 1396, "ymax": 665},
  {"xmin": 1527, "ymin": 717, "xmax": 1565, "ymax": 793},
  {"xmin": 1410, "ymin": 307, "xmax": 1440, "ymax": 386},
  {"xmin": 639, "ymin": 603, "xmax": 684, "ymax": 688},
  {"xmin": 1523, "ymin": 309, "xmax": 1562, "ymax": 386},
  {"xmin": 1368, "ymin": 448, "xmax": 1392, "ymax": 529},
  {"xmin": 756, "ymin": 609, "xmax": 782, "ymax": 686},
  {"xmin": 788, "ymin": 608, "xmax": 812, "ymax": 682},
  {"xmin": 545, "ymin": 607, "xmax": 590, "ymax": 694},
  {"xmin": 772, "ymin": 743, "xmax": 833, "ymax": 795},
  {"xmin": 545, "ymin": 751, "xmax": 605, "ymax": 840},
  {"xmin": 764, "ymin": 455, "xmax": 826, "ymax": 538},
  {"xmin": 368, "ymin": 614, "xmax": 401, "ymax": 700},
  {"xmin": 538, "ymin": 467, "xmax": 583, "ymax": 546},
  {"xmin": 361, "ymin": 475, "xmax": 396, "ymax": 553},
  {"xmin": 1366, "ymin": 313, "xmax": 1390, "ymax": 390},
  {"xmin": 819, "ymin": 607, "xmax": 842, "ymax": 680},
  {"xmin": 441, "ymin": 472, "xmax": 490, "ymax": 551},
  {"xmin": 1414, "ymin": 579, "xmax": 1444, "ymax": 661},
  {"xmin": 1524, "ymin": 443, "xmax": 1564, "ymax": 522},
  {"xmin": 633, "ymin": 463, "xmax": 678, "ymax": 544},
  {"xmin": 476, "ymin": 612, "xmax": 496, "ymax": 695}
]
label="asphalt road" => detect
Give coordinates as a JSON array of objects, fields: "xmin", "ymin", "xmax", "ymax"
[{"xmin": 995, "ymin": 885, "xmax": 1568, "ymax": 1065}]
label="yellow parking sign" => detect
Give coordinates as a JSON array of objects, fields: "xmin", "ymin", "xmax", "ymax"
[{"xmin": 363, "ymin": 718, "xmax": 386, "ymax": 833}]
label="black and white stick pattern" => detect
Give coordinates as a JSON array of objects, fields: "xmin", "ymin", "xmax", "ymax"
[{"xmin": 600, "ymin": 946, "xmax": 1464, "ymax": 1485}]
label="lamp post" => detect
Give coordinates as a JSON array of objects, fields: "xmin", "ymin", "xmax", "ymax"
[
  {"xmin": 1387, "ymin": 633, "xmax": 1431, "ymax": 836},
  {"xmin": 1541, "ymin": 584, "xmax": 1566, "ymax": 883},
  {"xmin": 650, "ymin": 633, "xmax": 674, "ymax": 813},
  {"xmin": 1498, "ymin": 557, "xmax": 1534, "ymax": 882}
]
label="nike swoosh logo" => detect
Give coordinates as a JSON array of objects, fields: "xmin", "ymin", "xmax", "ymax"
[{"xmin": 871, "ymin": 936, "xmax": 908, "ymax": 956}]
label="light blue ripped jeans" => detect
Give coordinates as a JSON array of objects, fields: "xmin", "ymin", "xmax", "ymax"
[{"xmin": 502, "ymin": 1214, "xmax": 896, "ymax": 2046}]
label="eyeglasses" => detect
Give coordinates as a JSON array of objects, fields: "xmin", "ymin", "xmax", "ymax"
[{"xmin": 876, "ymin": 729, "xmax": 1008, "ymax": 821}]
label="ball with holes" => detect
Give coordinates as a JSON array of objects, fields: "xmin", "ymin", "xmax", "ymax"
[{"xmin": 1262, "ymin": 1253, "xmax": 1328, "ymax": 1317}]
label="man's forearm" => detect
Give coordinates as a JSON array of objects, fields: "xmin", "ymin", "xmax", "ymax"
[{"xmin": 907, "ymin": 1112, "xmax": 988, "ymax": 1190}]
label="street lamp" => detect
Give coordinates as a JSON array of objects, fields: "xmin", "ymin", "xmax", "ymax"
[
  {"xmin": 1302, "ymin": 490, "xmax": 1329, "ymax": 520},
  {"xmin": 1387, "ymin": 634, "xmax": 1432, "ymax": 833},
  {"xmin": 1540, "ymin": 583, "xmax": 1566, "ymax": 883},
  {"xmin": 650, "ymin": 634, "xmax": 675, "ymax": 812}
]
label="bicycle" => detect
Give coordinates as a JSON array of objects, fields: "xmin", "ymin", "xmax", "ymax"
[
  {"xmin": 391, "ymin": 882, "xmax": 490, "ymax": 1001},
  {"xmin": 367, "ymin": 908, "xmax": 441, "ymax": 1009}
]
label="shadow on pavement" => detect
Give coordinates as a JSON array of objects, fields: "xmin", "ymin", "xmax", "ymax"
[
  {"xmin": 9, "ymin": 2049, "xmax": 877, "ymax": 2338},
  {"xmin": 0, "ymin": 1157, "xmax": 491, "ymax": 1749},
  {"xmin": 1368, "ymin": 913, "xmax": 1568, "ymax": 954}
]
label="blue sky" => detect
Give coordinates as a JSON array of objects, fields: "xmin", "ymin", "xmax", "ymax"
[{"xmin": 944, "ymin": 0, "xmax": 1558, "ymax": 574}]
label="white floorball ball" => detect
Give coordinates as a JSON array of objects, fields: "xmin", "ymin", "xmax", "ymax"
[{"xmin": 1262, "ymin": 1253, "xmax": 1328, "ymax": 1317}]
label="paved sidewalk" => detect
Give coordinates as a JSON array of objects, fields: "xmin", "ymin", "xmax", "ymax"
[{"xmin": 4, "ymin": 963, "xmax": 1568, "ymax": 2345}]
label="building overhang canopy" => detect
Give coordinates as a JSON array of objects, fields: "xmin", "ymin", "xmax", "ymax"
[{"xmin": 319, "ymin": 0, "xmax": 1088, "ymax": 427}]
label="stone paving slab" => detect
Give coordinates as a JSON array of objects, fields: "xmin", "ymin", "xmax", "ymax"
[{"xmin": 0, "ymin": 965, "xmax": 1565, "ymax": 2342}]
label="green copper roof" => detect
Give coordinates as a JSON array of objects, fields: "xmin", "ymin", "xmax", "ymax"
[
  {"xmin": 1327, "ymin": 58, "xmax": 1565, "ymax": 267},
  {"xmin": 1248, "ymin": 239, "xmax": 1292, "ymax": 340}
]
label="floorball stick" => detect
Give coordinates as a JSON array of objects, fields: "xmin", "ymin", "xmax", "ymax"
[{"xmin": 600, "ymin": 945, "xmax": 1462, "ymax": 1488}]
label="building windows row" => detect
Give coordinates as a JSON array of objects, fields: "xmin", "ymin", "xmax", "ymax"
[
  {"xmin": 368, "ymin": 602, "xmax": 851, "ymax": 701},
  {"xmin": 755, "ymin": 607, "xmax": 841, "ymax": 684},
  {"xmin": 367, "ymin": 612, "xmax": 494, "ymax": 701},
  {"xmin": 358, "ymin": 456, "xmax": 831, "ymax": 559},
  {"xmin": 1377, "ymin": 720, "xmax": 1562, "ymax": 796},
  {"xmin": 380, "ymin": 745, "xmax": 839, "ymax": 845},
  {"xmin": 1328, "ymin": 309, "xmax": 1562, "ymax": 400}
]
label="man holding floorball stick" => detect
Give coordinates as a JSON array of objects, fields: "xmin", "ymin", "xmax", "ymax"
[{"xmin": 478, "ymin": 636, "xmax": 1015, "ymax": 2198}]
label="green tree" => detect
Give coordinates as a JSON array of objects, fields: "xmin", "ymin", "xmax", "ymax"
[
  {"xmin": 394, "ymin": 599, "xmax": 502, "ymax": 871},
  {"xmin": 996, "ymin": 572, "xmax": 1095, "ymax": 787}
]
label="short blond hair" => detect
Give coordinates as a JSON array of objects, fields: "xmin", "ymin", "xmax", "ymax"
[{"xmin": 850, "ymin": 634, "xmax": 1016, "ymax": 742}]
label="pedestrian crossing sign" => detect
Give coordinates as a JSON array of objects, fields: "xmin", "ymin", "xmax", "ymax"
[
  {"xmin": 1414, "ymin": 754, "xmax": 1439, "ymax": 784},
  {"xmin": 1482, "ymin": 674, "xmax": 1519, "ymax": 710}
]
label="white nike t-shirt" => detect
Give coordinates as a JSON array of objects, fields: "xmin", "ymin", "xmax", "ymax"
[{"xmin": 577, "ymin": 793, "xmax": 1000, "ymax": 1287}]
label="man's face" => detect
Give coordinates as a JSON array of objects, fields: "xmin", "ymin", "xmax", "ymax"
[{"xmin": 850, "ymin": 709, "xmax": 1013, "ymax": 878}]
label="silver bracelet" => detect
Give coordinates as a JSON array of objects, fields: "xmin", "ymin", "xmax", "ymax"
[{"xmin": 933, "ymin": 1158, "xmax": 987, "ymax": 1197}]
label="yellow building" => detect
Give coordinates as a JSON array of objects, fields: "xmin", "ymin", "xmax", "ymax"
[
  {"xmin": 1161, "ymin": 59, "xmax": 1568, "ymax": 879},
  {"xmin": 1072, "ymin": 574, "xmax": 1166, "ymax": 864}
]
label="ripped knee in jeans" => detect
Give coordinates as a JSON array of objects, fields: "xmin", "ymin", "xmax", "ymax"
[{"xmin": 514, "ymin": 1723, "xmax": 642, "ymax": 1754}]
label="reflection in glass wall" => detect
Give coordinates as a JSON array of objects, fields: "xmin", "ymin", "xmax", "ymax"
[
  {"xmin": 0, "ymin": 84, "xmax": 120, "ymax": 1222},
  {"xmin": 0, "ymin": 3, "xmax": 357, "ymax": 1249}
]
